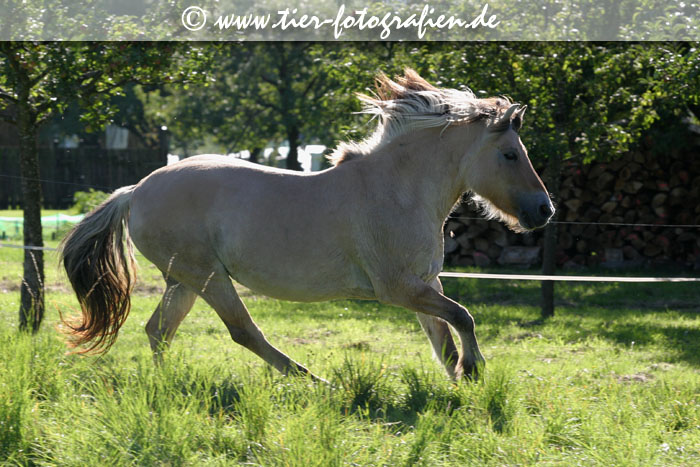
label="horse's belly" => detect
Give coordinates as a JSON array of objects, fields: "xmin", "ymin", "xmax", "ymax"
[{"xmin": 227, "ymin": 260, "xmax": 376, "ymax": 302}]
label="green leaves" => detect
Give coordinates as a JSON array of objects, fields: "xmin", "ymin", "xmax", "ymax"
[
  {"xmin": 4, "ymin": 42, "xmax": 688, "ymax": 168},
  {"xmin": 0, "ymin": 42, "xmax": 211, "ymax": 131},
  {"xmin": 429, "ymin": 42, "xmax": 700, "ymax": 165}
]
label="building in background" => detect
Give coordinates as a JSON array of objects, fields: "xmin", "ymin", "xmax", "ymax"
[{"xmin": 0, "ymin": 107, "xmax": 168, "ymax": 209}]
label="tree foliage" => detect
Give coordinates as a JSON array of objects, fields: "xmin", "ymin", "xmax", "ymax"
[
  {"xmin": 0, "ymin": 41, "xmax": 211, "ymax": 331},
  {"xmin": 153, "ymin": 42, "xmax": 699, "ymax": 169},
  {"xmin": 152, "ymin": 43, "xmax": 370, "ymax": 168}
]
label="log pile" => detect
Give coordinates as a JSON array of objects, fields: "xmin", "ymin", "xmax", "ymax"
[{"xmin": 444, "ymin": 141, "xmax": 700, "ymax": 269}]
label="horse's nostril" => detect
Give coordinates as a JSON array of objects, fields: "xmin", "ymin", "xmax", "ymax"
[{"xmin": 539, "ymin": 203, "xmax": 553, "ymax": 219}]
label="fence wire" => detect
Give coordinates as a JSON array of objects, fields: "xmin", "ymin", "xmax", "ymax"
[{"xmin": 2, "ymin": 242, "xmax": 699, "ymax": 283}]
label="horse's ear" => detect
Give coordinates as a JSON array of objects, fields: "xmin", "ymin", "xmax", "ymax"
[
  {"xmin": 490, "ymin": 103, "xmax": 526, "ymax": 133},
  {"xmin": 495, "ymin": 104, "xmax": 519, "ymax": 130},
  {"xmin": 511, "ymin": 105, "xmax": 527, "ymax": 132}
]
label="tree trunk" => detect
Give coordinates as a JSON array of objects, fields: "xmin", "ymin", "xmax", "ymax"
[
  {"xmin": 17, "ymin": 100, "xmax": 45, "ymax": 332},
  {"xmin": 285, "ymin": 126, "xmax": 301, "ymax": 171},
  {"xmin": 541, "ymin": 152, "xmax": 562, "ymax": 319}
]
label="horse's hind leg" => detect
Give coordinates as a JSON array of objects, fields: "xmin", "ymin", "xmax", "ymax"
[
  {"xmin": 416, "ymin": 278, "xmax": 460, "ymax": 379},
  {"xmin": 198, "ymin": 269, "xmax": 322, "ymax": 381},
  {"xmin": 146, "ymin": 278, "xmax": 198, "ymax": 360}
]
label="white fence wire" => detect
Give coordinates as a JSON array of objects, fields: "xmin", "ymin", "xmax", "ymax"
[{"xmin": 2, "ymin": 243, "xmax": 699, "ymax": 283}]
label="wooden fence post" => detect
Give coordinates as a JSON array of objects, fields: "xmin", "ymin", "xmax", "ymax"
[{"xmin": 541, "ymin": 152, "xmax": 562, "ymax": 319}]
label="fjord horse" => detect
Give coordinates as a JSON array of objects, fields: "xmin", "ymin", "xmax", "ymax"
[{"xmin": 61, "ymin": 69, "xmax": 553, "ymax": 381}]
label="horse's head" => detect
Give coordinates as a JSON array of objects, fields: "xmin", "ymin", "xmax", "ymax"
[
  {"xmin": 346, "ymin": 68, "xmax": 554, "ymax": 232},
  {"xmin": 464, "ymin": 103, "xmax": 554, "ymax": 232}
]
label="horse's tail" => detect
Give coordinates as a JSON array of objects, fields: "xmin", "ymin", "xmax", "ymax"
[{"xmin": 60, "ymin": 185, "xmax": 137, "ymax": 354}]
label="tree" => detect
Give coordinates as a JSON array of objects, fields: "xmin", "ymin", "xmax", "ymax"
[
  {"xmin": 519, "ymin": 43, "xmax": 700, "ymax": 317},
  {"xmin": 152, "ymin": 43, "xmax": 384, "ymax": 169},
  {"xmin": 0, "ymin": 42, "xmax": 210, "ymax": 331},
  {"xmin": 429, "ymin": 42, "xmax": 700, "ymax": 317},
  {"xmin": 216, "ymin": 42, "xmax": 343, "ymax": 169}
]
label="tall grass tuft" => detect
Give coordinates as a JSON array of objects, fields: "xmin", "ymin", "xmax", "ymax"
[
  {"xmin": 0, "ymin": 332, "xmax": 35, "ymax": 462},
  {"xmin": 481, "ymin": 366, "xmax": 519, "ymax": 434},
  {"xmin": 332, "ymin": 354, "xmax": 389, "ymax": 414},
  {"xmin": 233, "ymin": 375, "xmax": 273, "ymax": 445},
  {"xmin": 400, "ymin": 366, "xmax": 461, "ymax": 415}
]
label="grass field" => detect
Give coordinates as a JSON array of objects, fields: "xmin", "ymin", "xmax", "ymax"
[
  {"xmin": 1, "ymin": 237, "xmax": 699, "ymax": 465},
  {"xmin": 0, "ymin": 210, "xmax": 80, "ymax": 242},
  {"xmin": 0, "ymin": 210, "xmax": 69, "ymax": 217}
]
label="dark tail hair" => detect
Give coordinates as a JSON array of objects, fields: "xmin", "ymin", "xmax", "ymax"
[{"xmin": 60, "ymin": 185, "xmax": 137, "ymax": 354}]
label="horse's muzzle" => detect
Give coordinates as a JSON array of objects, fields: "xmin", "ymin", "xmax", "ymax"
[{"xmin": 517, "ymin": 192, "xmax": 555, "ymax": 230}]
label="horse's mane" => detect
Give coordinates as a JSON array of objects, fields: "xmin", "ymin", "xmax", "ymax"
[{"xmin": 329, "ymin": 69, "xmax": 523, "ymax": 166}]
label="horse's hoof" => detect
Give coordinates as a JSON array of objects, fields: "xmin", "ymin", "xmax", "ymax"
[
  {"xmin": 309, "ymin": 374, "xmax": 331, "ymax": 385},
  {"xmin": 286, "ymin": 366, "xmax": 330, "ymax": 385},
  {"xmin": 456, "ymin": 367, "xmax": 479, "ymax": 381},
  {"xmin": 456, "ymin": 360, "xmax": 484, "ymax": 382}
]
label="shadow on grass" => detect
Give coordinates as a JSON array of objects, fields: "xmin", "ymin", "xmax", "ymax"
[
  {"xmin": 245, "ymin": 275, "xmax": 700, "ymax": 371},
  {"xmin": 333, "ymin": 361, "xmax": 519, "ymax": 437},
  {"xmin": 206, "ymin": 378, "xmax": 242, "ymax": 415},
  {"xmin": 442, "ymin": 276, "xmax": 700, "ymax": 312},
  {"xmin": 441, "ymin": 275, "xmax": 700, "ymax": 365},
  {"xmin": 332, "ymin": 359, "xmax": 464, "ymax": 429},
  {"xmin": 597, "ymin": 321, "xmax": 700, "ymax": 366}
]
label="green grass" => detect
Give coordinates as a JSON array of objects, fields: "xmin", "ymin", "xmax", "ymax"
[
  {"xmin": 0, "ymin": 210, "xmax": 69, "ymax": 217},
  {"xmin": 1, "ymin": 242, "xmax": 699, "ymax": 464},
  {"xmin": 0, "ymin": 209, "xmax": 79, "ymax": 242}
]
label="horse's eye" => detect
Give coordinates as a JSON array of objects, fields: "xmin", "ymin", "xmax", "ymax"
[{"xmin": 503, "ymin": 151, "xmax": 518, "ymax": 161}]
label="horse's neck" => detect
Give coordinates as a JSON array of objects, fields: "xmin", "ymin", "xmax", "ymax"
[{"xmin": 365, "ymin": 130, "xmax": 469, "ymax": 223}]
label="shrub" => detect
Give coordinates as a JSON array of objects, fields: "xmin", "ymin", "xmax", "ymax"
[{"xmin": 71, "ymin": 189, "xmax": 109, "ymax": 214}]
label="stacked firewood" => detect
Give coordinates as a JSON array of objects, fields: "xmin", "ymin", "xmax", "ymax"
[
  {"xmin": 444, "ymin": 145, "xmax": 700, "ymax": 269},
  {"xmin": 443, "ymin": 201, "xmax": 549, "ymax": 268}
]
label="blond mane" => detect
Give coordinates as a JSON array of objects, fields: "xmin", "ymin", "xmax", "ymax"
[{"xmin": 329, "ymin": 69, "xmax": 521, "ymax": 166}]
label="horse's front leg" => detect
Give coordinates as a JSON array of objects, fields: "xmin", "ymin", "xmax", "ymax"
[
  {"xmin": 382, "ymin": 276, "xmax": 485, "ymax": 380},
  {"xmin": 415, "ymin": 278, "xmax": 460, "ymax": 379}
]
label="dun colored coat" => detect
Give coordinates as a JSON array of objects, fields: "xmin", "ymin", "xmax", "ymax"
[{"xmin": 60, "ymin": 69, "xmax": 553, "ymax": 381}]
